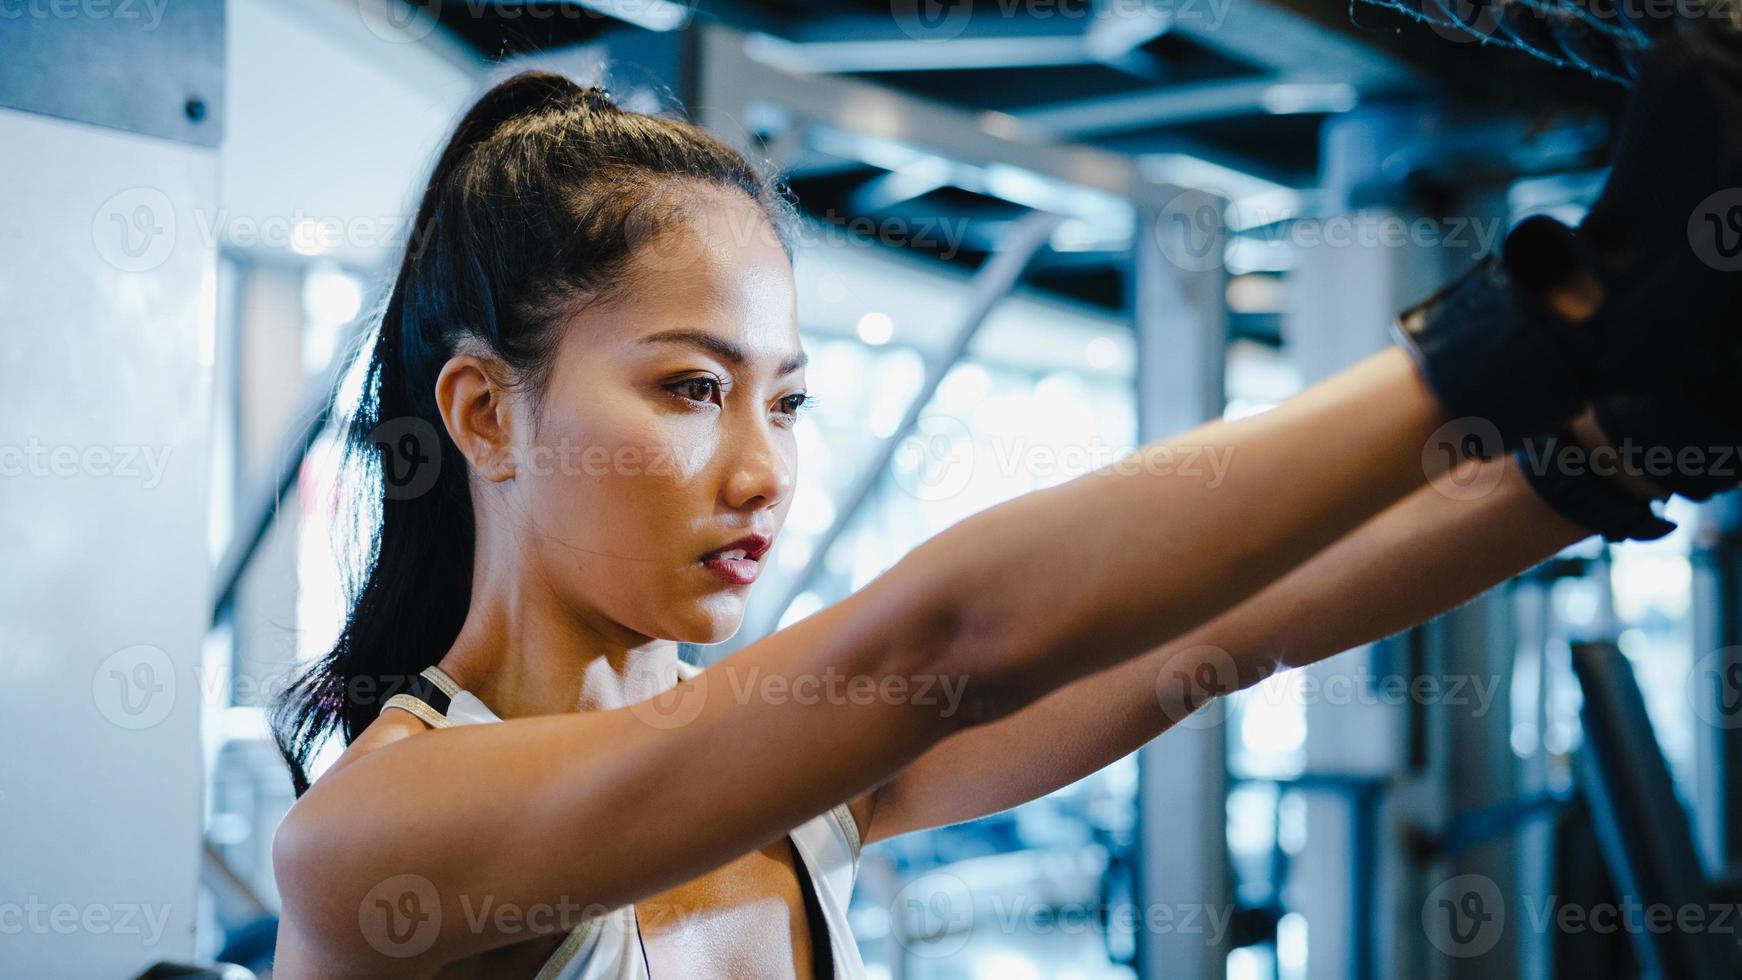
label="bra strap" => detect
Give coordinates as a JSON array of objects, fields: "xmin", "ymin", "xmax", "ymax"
[
  {"xmin": 382, "ymin": 666, "xmax": 461, "ymax": 729},
  {"xmin": 788, "ymin": 836, "xmax": 835, "ymax": 980}
]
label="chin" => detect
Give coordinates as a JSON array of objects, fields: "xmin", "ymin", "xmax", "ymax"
[{"xmin": 670, "ymin": 593, "xmax": 750, "ymax": 645}]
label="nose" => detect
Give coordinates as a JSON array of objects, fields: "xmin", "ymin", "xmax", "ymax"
[{"xmin": 718, "ymin": 409, "xmax": 794, "ymax": 513}]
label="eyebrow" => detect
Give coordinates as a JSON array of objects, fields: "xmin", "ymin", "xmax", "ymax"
[{"xmin": 640, "ymin": 329, "xmax": 808, "ymax": 375}]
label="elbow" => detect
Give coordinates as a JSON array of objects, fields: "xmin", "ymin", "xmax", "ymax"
[
  {"xmin": 933, "ymin": 599, "xmax": 1048, "ymax": 730},
  {"xmin": 270, "ymin": 799, "xmax": 322, "ymax": 937},
  {"xmin": 272, "ymin": 791, "xmax": 365, "ymax": 962},
  {"xmin": 862, "ymin": 529, "xmax": 1053, "ymax": 732},
  {"xmin": 874, "ymin": 566, "xmax": 1044, "ymax": 731},
  {"xmin": 270, "ymin": 794, "xmax": 411, "ymax": 975}
]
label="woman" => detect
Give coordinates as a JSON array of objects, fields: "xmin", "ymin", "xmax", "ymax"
[{"xmin": 270, "ymin": 25, "xmax": 1741, "ymax": 978}]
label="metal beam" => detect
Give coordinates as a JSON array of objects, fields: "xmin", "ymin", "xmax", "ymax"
[
  {"xmin": 1280, "ymin": 111, "xmax": 1454, "ymax": 979},
  {"xmin": 1168, "ymin": 0, "xmax": 1417, "ymax": 88},
  {"xmin": 753, "ymin": 210, "xmax": 1065, "ymax": 638},
  {"xmin": 1693, "ymin": 497, "xmax": 1742, "ymax": 871},
  {"xmin": 697, "ymin": 24, "xmax": 1190, "ymax": 213},
  {"xmin": 1130, "ymin": 199, "xmax": 1230, "ymax": 980},
  {"xmin": 746, "ymin": 32, "xmax": 1118, "ymax": 73},
  {"xmin": 724, "ymin": 0, "xmax": 1413, "ymax": 91},
  {"xmin": 1018, "ymin": 76, "xmax": 1360, "ymax": 139},
  {"xmin": 0, "ymin": 0, "xmax": 225, "ymax": 146},
  {"xmin": 740, "ymin": 7, "xmax": 1169, "ymax": 75},
  {"xmin": 844, "ymin": 168, "xmax": 950, "ymax": 213}
]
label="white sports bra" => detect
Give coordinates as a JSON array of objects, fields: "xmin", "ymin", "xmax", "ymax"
[{"xmin": 383, "ymin": 662, "xmax": 868, "ymax": 980}]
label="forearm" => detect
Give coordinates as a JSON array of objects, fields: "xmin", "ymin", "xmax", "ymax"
[
  {"xmin": 1150, "ymin": 452, "xmax": 1588, "ymax": 707},
  {"xmin": 919, "ymin": 345, "xmax": 1447, "ymax": 706},
  {"xmin": 868, "ymin": 454, "xmax": 1588, "ymax": 838}
]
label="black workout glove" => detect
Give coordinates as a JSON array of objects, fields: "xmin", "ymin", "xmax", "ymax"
[
  {"xmin": 1510, "ymin": 19, "xmax": 1742, "ymax": 538},
  {"xmin": 1513, "ymin": 427, "xmax": 1678, "ymax": 542},
  {"xmin": 1507, "ymin": 253, "xmax": 1731, "ymax": 539},
  {"xmin": 1392, "ymin": 216, "xmax": 1602, "ymax": 455},
  {"xmin": 1579, "ymin": 15, "xmax": 1742, "ymax": 299},
  {"xmin": 1588, "ymin": 252, "xmax": 1742, "ymax": 503},
  {"xmin": 1500, "ymin": 19, "xmax": 1742, "ymax": 540},
  {"xmin": 1583, "ymin": 18, "xmax": 1742, "ymax": 502}
]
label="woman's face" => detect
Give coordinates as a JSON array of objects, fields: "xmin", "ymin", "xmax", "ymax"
[{"xmin": 508, "ymin": 188, "xmax": 805, "ymax": 645}]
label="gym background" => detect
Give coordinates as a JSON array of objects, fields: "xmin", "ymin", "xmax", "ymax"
[{"xmin": 4, "ymin": 1, "xmax": 1739, "ymax": 978}]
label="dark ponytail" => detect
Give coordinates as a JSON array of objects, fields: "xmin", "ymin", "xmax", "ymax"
[{"xmin": 271, "ymin": 70, "xmax": 795, "ymax": 795}]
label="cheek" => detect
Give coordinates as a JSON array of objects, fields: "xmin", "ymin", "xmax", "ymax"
[{"xmin": 518, "ymin": 397, "xmax": 716, "ymax": 560}]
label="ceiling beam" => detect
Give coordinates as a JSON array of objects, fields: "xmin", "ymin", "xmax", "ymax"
[
  {"xmin": 697, "ymin": 24, "xmax": 1198, "ymax": 214},
  {"xmin": 746, "ymin": 32, "xmax": 1118, "ymax": 72},
  {"xmin": 1166, "ymin": 0, "xmax": 1417, "ymax": 87},
  {"xmin": 744, "ymin": 7, "xmax": 1169, "ymax": 75},
  {"xmin": 1017, "ymin": 76, "xmax": 1363, "ymax": 138}
]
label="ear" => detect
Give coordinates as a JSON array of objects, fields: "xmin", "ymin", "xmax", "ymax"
[{"xmin": 434, "ymin": 354, "xmax": 517, "ymax": 482}]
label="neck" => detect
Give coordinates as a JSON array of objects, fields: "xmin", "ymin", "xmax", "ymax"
[{"xmin": 436, "ymin": 558, "xmax": 683, "ymax": 720}]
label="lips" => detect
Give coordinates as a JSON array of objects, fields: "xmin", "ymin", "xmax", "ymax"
[
  {"xmin": 699, "ymin": 534, "xmax": 771, "ymax": 563},
  {"xmin": 699, "ymin": 534, "xmax": 771, "ymax": 586}
]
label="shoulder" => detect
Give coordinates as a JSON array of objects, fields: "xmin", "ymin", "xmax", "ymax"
[{"xmin": 314, "ymin": 703, "xmax": 437, "ymax": 785}]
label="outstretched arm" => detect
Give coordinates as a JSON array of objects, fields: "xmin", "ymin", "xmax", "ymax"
[
  {"xmin": 274, "ymin": 348, "xmax": 1478, "ymax": 975},
  {"xmin": 854, "ymin": 451, "xmax": 1591, "ymax": 843}
]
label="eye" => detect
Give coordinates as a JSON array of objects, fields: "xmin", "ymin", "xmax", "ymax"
[
  {"xmin": 775, "ymin": 392, "xmax": 812, "ymax": 422},
  {"xmin": 668, "ymin": 377, "xmax": 723, "ymax": 406}
]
